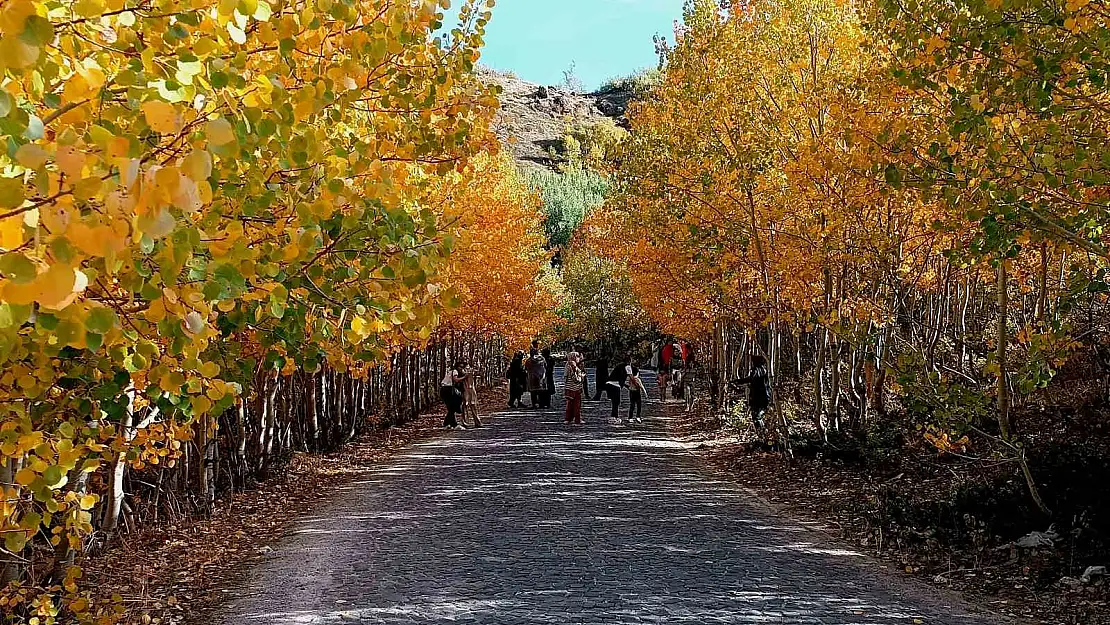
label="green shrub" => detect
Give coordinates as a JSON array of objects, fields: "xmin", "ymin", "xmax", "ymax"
[
  {"xmin": 526, "ymin": 167, "xmax": 608, "ymax": 249},
  {"xmin": 599, "ymin": 69, "xmax": 662, "ymax": 97}
]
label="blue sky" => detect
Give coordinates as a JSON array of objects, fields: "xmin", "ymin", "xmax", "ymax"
[{"xmin": 456, "ymin": 0, "xmax": 683, "ymax": 91}]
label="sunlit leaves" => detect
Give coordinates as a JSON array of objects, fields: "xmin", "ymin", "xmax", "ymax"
[{"xmin": 0, "ymin": 0, "xmax": 503, "ymax": 619}]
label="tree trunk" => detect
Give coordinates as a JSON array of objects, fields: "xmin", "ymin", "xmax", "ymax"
[{"xmin": 996, "ymin": 259, "xmax": 1011, "ymax": 441}]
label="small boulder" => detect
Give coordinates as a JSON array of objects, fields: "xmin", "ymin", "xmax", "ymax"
[
  {"xmin": 1081, "ymin": 565, "xmax": 1107, "ymax": 583},
  {"xmin": 1014, "ymin": 526, "xmax": 1059, "ymax": 549}
]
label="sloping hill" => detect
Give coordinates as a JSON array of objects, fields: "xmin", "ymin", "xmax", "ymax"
[{"xmin": 481, "ymin": 68, "xmax": 630, "ymax": 170}]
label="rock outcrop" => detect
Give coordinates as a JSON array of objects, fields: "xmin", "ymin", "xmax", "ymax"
[{"xmin": 480, "ymin": 68, "xmax": 631, "ymax": 170}]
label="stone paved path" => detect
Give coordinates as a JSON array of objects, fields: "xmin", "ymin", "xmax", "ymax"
[{"xmin": 215, "ymin": 373, "xmax": 1007, "ymax": 625}]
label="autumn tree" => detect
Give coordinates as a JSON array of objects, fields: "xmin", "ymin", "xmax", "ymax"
[{"xmin": 0, "ymin": 0, "xmax": 557, "ymax": 621}]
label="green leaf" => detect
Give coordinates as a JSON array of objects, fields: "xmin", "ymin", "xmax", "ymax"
[
  {"xmin": 4, "ymin": 530, "xmax": 28, "ymax": 553},
  {"xmin": 884, "ymin": 164, "xmax": 903, "ymax": 189},
  {"xmin": 0, "ymin": 303, "xmax": 31, "ymax": 328},
  {"xmin": 0, "ymin": 253, "xmax": 35, "ymax": 283},
  {"xmin": 42, "ymin": 465, "xmax": 65, "ymax": 489},
  {"xmin": 85, "ymin": 306, "xmax": 118, "ymax": 333},
  {"xmin": 0, "ymin": 176, "xmax": 24, "ymax": 208}
]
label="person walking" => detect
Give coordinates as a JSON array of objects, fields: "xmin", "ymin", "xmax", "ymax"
[
  {"xmin": 564, "ymin": 351, "xmax": 585, "ymax": 425},
  {"xmin": 627, "ymin": 365, "xmax": 647, "ymax": 423},
  {"xmin": 604, "ymin": 357, "xmax": 631, "ymax": 422},
  {"xmin": 526, "ymin": 344, "xmax": 547, "ymax": 409},
  {"xmin": 541, "ymin": 347, "xmax": 556, "ymax": 408},
  {"xmin": 656, "ymin": 368, "xmax": 670, "ymax": 401},
  {"xmin": 441, "ymin": 361, "xmax": 466, "ymax": 429},
  {"xmin": 507, "ymin": 351, "xmax": 527, "ymax": 408},
  {"xmin": 592, "ymin": 355, "xmax": 609, "ymax": 401},
  {"xmin": 732, "ymin": 354, "xmax": 771, "ymax": 435},
  {"xmin": 461, "ymin": 365, "xmax": 482, "ymax": 427},
  {"xmin": 580, "ymin": 349, "xmax": 591, "ymax": 399}
]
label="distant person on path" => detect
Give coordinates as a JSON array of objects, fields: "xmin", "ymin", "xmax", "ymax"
[
  {"xmin": 507, "ymin": 351, "xmax": 528, "ymax": 408},
  {"xmin": 461, "ymin": 364, "xmax": 482, "ymax": 427},
  {"xmin": 563, "ymin": 351, "xmax": 585, "ymax": 425},
  {"xmin": 627, "ymin": 365, "xmax": 646, "ymax": 423},
  {"xmin": 656, "ymin": 368, "xmax": 670, "ymax": 401},
  {"xmin": 732, "ymin": 354, "xmax": 771, "ymax": 434},
  {"xmin": 661, "ymin": 341, "xmax": 676, "ymax": 371},
  {"xmin": 526, "ymin": 343, "xmax": 547, "ymax": 409},
  {"xmin": 604, "ymin": 357, "xmax": 631, "ymax": 422},
  {"xmin": 593, "ymin": 355, "xmax": 610, "ymax": 401},
  {"xmin": 441, "ymin": 361, "xmax": 466, "ymax": 429},
  {"xmin": 541, "ymin": 347, "xmax": 556, "ymax": 408},
  {"xmin": 580, "ymin": 348, "xmax": 591, "ymax": 399}
]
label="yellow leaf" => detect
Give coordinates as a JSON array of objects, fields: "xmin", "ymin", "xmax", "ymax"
[
  {"xmin": 56, "ymin": 145, "xmax": 85, "ymax": 179},
  {"xmin": 205, "ymin": 118, "xmax": 236, "ymax": 145},
  {"xmin": 70, "ymin": 223, "xmax": 124, "ymax": 257},
  {"xmin": 171, "ymin": 175, "xmax": 202, "ymax": 212},
  {"xmin": 136, "ymin": 207, "xmax": 175, "ymax": 239},
  {"xmin": 0, "ymin": 35, "xmax": 39, "ymax": 69},
  {"xmin": 181, "ymin": 150, "xmax": 212, "ymax": 181},
  {"xmin": 142, "ymin": 101, "xmax": 181, "ymax": 134},
  {"xmin": 14, "ymin": 466, "xmax": 35, "ymax": 486},
  {"xmin": 159, "ymin": 371, "xmax": 184, "ymax": 393},
  {"xmin": 144, "ymin": 298, "xmax": 166, "ymax": 322},
  {"xmin": 1, "ymin": 277, "xmax": 36, "ymax": 305},
  {"xmin": 0, "ymin": 214, "xmax": 23, "ymax": 249},
  {"xmin": 190, "ymin": 395, "xmax": 212, "ymax": 414},
  {"xmin": 73, "ymin": 0, "xmax": 105, "ymax": 18},
  {"xmin": 32, "ymin": 264, "xmax": 74, "ymax": 306},
  {"xmin": 78, "ymin": 494, "xmax": 97, "ymax": 510},
  {"xmin": 15, "ymin": 144, "xmax": 49, "ymax": 170},
  {"xmin": 0, "ymin": 0, "xmax": 35, "ymax": 32}
]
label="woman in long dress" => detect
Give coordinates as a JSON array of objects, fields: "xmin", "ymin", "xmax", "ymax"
[{"xmin": 462, "ymin": 366, "xmax": 482, "ymax": 427}]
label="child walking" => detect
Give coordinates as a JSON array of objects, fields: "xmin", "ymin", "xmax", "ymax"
[{"xmin": 627, "ymin": 365, "xmax": 647, "ymax": 423}]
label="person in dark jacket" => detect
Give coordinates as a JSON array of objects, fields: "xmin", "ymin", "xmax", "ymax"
[
  {"xmin": 506, "ymin": 351, "xmax": 527, "ymax": 408},
  {"xmin": 441, "ymin": 360, "xmax": 467, "ymax": 429},
  {"xmin": 604, "ymin": 357, "xmax": 631, "ymax": 422},
  {"xmin": 732, "ymin": 354, "xmax": 771, "ymax": 432},
  {"xmin": 541, "ymin": 348, "xmax": 556, "ymax": 408},
  {"xmin": 592, "ymin": 356, "xmax": 610, "ymax": 400}
]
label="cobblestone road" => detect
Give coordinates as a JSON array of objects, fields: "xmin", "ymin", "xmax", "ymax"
[{"xmin": 215, "ymin": 375, "xmax": 1007, "ymax": 625}]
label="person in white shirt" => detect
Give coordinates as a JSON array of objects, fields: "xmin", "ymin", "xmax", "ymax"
[{"xmin": 441, "ymin": 361, "xmax": 467, "ymax": 429}]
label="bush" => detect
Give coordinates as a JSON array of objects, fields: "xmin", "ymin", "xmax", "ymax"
[{"xmin": 599, "ymin": 69, "xmax": 663, "ymax": 97}]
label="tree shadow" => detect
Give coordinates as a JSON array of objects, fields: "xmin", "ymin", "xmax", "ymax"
[{"xmin": 213, "ymin": 380, "xmax": 1001, "ymax": 625}]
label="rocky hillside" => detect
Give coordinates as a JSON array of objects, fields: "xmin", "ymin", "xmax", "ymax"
[{"xmin": 480, "ymin": 68, "xmax": 631, "ymax": 170}]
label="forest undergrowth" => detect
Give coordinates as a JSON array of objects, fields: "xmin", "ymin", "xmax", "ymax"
[
  {"xmin": 82, "ymin": 385, "xmax": 509, "ymax": 625},
  {"xmin": 673, "ymin": 383, "xmax": 1110, "ymax": 625}
]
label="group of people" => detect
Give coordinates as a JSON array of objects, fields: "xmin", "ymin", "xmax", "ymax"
[
  {"xmin": 558, "ymin": 353, "xmax": 651, "ymax": 425},
  {"xmin": 503, "ymin": 343, "xmax": 649, "ymax": 426},
  {"xmin": 443, "ymin": 337, "xmax": 773, "ymax": 436},
  {"xmin": 505, "ymin": 340, "xmax": 557, "ymax": 409},
  {"xmin": 441, "ymin": 360, "xmax": 482, "ymax": 429}
]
